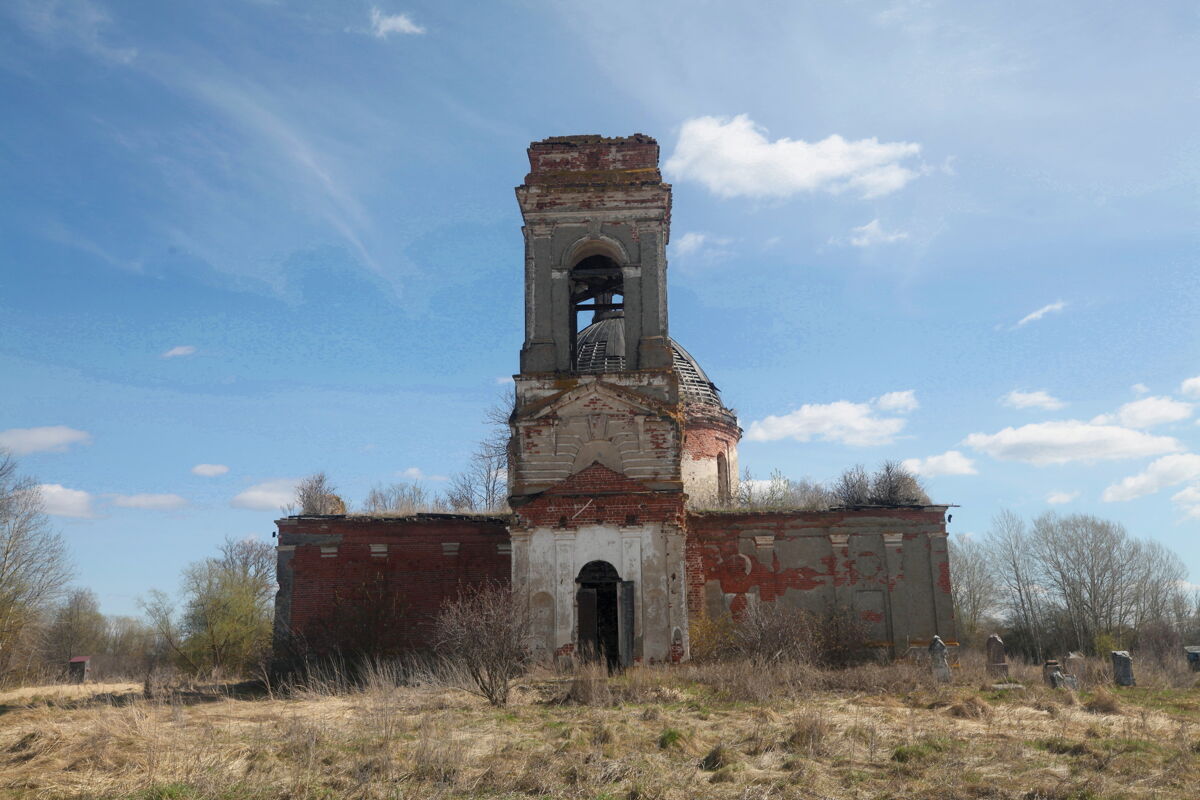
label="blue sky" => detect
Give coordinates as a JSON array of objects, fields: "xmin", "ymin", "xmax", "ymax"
[{"xmin": 2, "ymin": 0, "xmax": 1197, "ymax": 616}]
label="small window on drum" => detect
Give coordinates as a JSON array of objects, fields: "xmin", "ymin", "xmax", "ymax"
[{"xmin": 717, "ymin": 452, "xmax": 730, "ymax": 506}]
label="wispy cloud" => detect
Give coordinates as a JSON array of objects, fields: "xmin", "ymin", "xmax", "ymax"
[
  {"xmin": 1180, "ymin": 376, "xmax": 1200, "ymax": 399},
  {"xmin": 1000, "ymin": 389, "xmax": 1065, "ymax": 411},
  {"xmin": 669, "ymin": 232, "xmax": 734, "ymax": 266},
  {"xmin": 665, "ymin": 115, "xmax": 923, "ymax": 200},
  {"xmin": 1172, "ymin": 485, "xmax": 1200, "ymax": 519},
  {"xmin": 9, "ymin": 0, "xmax": 137, "ymax": 64},
  {"xmin": 191, "ymin": 463, "xmax": 229, "ymax": 477},
  {"xmin": 902, "ymin": 450, "xmax": 976, "ymax": 477},
  {"xmin": 1131, "ymin": 383, "xmax": 1150, "ymax": 395},
  {"xmin": 161, "ymin": 345, "xmax": 197, "ymax": 359},
  {"xmin": 964, "ymin": 420, "xmax": 1181, "ymax": 465},
  {"xmin": 112, "ymin": 493, "xmax": 188, "ymax": 510},
  {"xmin": 0, "ymin": 426, "xmax": 91, "ymax": 455},
  {"xmin": 1046, "ymin": 490, "xmax": 1079, "ymax": 504},
  {"xmin": 844, "ymin": 219, "xmax": 909, "ymax": 247},
  {"xmin": 36, "ymin": 484, "xmax": 95, "ymax": 518},
  {"xmin": 369, "ymin": 8, "xmax": 425, "ymax": 38},
  {"xmin": 1102, "ymin": 454, "xmax": 1200, "ymax": 502},
  {"xmin": 231, "ymin": 479, "xmax": 298, "ymax": 511},
  {"xmin": 1014, "ymin": 300, "xmax": 1066, "ymax": 328}
]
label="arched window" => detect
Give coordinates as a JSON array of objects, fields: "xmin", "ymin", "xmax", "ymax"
[
  {"xmin": 717, "ymin": 451, "xmax": 730, "ymax": 506},
  {"xmin": 570, "ymin": 254, "xmax": 624, "ymax": 371}
]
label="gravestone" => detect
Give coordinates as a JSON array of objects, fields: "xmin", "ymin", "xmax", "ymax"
[
  {"xmin": 1042, "ymin": 660, "xmax": 1060, "ymax": 687},
  {"xmin": 929, "ymin": 636, "xmax": 952, "ymax": 683},
  {"xmin": 1111, "ymin": 651, "xmax": 1135, "ymax": 687},
  {"xmin": 986, "ymin": 634, "xmax": 1009, "ymax": 678},
  {"xmin": 1185, "ymin": 646, "xmax": 1200, "ymax": 672},
  {"xmin": 1064, "ymin": 651, "xmax": 1086, "ymax": 685},
  {"xmin": 1042, "ymin": 659, "xmax": 1078, "ymax": 690}
]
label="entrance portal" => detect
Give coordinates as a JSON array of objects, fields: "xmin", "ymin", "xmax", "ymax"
[{"xmin": 576, "ymin": 561, "xmax": 634, "ymax": 669}]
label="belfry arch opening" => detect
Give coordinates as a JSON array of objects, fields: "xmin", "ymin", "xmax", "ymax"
[
  {"xmin": 576, "ymin": 560, "xmax": 633, "ymax": 669},
  {"xmin": 570, "ymin": 254, "xmax": 624, "ymax": 371}
]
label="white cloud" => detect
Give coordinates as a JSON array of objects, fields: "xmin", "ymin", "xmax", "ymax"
[
  {"xmin": 1171, "ymin": 485, "xmax": 1200, "ymax": 519},
  {"xmin": 1000, "ymin": 389, "xmax": 1066, "ymax": 411},
  {"xmin": 397, "ymin": 467, "xmax": 448, "ymax": 482},
  {"xmin": 231, "ymin": 479, "xmax": 298, "ymax": 512},
  {"xmin": 670, "ymin": 232, "xmax": 733, "ymax": 266},
  {"xmin": 1131, "ymin": 383, "xmax": 1150, "ymax": 395},
  {"xmin": 0, "ymin": 426, "xmax": 92, "ymax": 456},
  {"xmin": 494, "ymin": 376, "xmax": 514, "ymax": 385},
  {"xmin": 1046, "ymin": 490, "xmax": 1079, "ymax": 505},
  {"xmin": 874, "ymin": 390, "xmax": 919, "ymax": 413},
  {"xmin": 1092, "ymin": 396, "xmax": 1193, "ymax": 429},
  {"xmin": 747, "ymin": 399, "xmax": 909, "ymax": 446},
  {"xmin": 36, "ymin": 484, "xmax": 95, "ymax": 518},
  {"xmin": 1014, "ymin": 300, "xmax": 1066, "ymax": 328},
  {"xmin": 902, "ymin": 450, "xmax": 977, "ymax": 477},
  {"xmin": 112, "ymin": 493, "xmax": 188, "ymax": 510},
  {"xmin": 664, "ymin": 115, "xmax": 923, "ymax": 200},
  {"xmin": 161, "ymin": 345, "xmax": 197, "ymax": 358},
  {"xmin": 1179, "ymin": 376, "xmax": 1200, "ymax": 399},
  {"xmin": 369, "ymin": 7, "xmax": 424, "ymax": 37},
  {"xmin": 847, "ymin": 219, "xmax": 909, "ymax": 247},
  {"xmin": 1102, "ymin": 454, "xmax": 1200, "ymax": 502},
  {"xmin": 963, "ymin": 420, "xmax": 1181, "ymax": 465},
  {"xmin": 191, "ymin": 463, "xmax": 229, "ymax": 477}
]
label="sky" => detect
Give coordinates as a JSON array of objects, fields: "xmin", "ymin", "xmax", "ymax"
[{"xmin": 1, "ymin": 0, "xmax": 1198, "ymax": 617}]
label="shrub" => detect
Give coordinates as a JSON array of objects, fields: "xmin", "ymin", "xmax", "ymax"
[{"xmin": 433, "ymin": 579, "xmax": 531, "ymax": 706}]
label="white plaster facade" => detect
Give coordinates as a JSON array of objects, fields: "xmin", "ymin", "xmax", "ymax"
[{"xmin": 509, "ymin": 521, "xmax": 689, "ymax": 664}]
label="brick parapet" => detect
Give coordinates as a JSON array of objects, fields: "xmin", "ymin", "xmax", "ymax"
[{"xmin": 275, "ymin": 515, "xmax": 511, "ymax": 656}]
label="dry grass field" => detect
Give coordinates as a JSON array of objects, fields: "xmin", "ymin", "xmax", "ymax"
[{"xmin": 1, "ymin": 658, "xmax": 1198, "ymax": 800}]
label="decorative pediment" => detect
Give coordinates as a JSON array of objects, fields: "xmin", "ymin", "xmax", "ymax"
[{"xmin": 516, "ymin": 379, "xmax": 672, "ymax": 423}]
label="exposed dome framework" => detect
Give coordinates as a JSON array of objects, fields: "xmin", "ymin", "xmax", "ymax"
[{"xmin": 575, "ymin": 315, "xmax": 724, "ymax": 407}]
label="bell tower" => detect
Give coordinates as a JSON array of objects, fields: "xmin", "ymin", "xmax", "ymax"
[
  {"xmin": 508, "ymin": 135, "xmax": 692, "ymax": 665},
  {"xmin": 515, "ymin": 134, "xmax": 674, "ymax": 376}
]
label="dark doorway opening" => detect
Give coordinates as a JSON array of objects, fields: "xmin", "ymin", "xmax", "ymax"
[{"xmin": 576, "ymin": 560, "xmax": 634, "ymax": 670}]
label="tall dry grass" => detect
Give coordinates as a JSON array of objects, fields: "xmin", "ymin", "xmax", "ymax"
[{"xmin": 0, "ymin": 654, "xmax": 1196, "ymax": 799}]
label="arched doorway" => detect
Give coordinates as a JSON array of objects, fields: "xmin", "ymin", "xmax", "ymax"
[{"xmin": 576, "ymin": 561, "xmax": 634, "ymax": 669}]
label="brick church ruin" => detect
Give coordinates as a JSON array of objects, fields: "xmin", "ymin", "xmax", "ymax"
[{"xmin": 273, "ymin": 134, "xmax": 956, "ymax": 666}]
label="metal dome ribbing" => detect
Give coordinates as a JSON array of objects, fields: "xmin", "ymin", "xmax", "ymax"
[{"xmin": 575, "ymin": 316, "xmax": 723, "ymax": 407}]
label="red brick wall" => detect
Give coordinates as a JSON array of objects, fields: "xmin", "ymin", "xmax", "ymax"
[
  {"xmin": 685, "ymin": 508, "xmax": 948, "ymax": 616},
  {"xmin": 513, "ymin": 463, "xmax": 685, "ymax": 530},
  {"xmin": 278, "ymin": 515, "xmax": 510, "ymax": 654},
  {"xmin": 525, "ymin": 135, "xmax": 660, "ymax": 178}
]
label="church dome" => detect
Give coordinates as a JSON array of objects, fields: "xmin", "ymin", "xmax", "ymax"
[{"xmin": 575, "ymin": 315, "xmax": 724, "ymax": 407}]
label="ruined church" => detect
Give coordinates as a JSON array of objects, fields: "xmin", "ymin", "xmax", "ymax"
[{"xmin": 273, "ymin": 135, "xmax": 956, "ymax": 666}]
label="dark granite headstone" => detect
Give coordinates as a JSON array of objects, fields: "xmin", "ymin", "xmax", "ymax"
[{"xmin": 1111, "ymin": 651, "xmax": 1135, "ymax": 687}]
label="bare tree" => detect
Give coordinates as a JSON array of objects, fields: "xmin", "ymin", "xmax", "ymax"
[
  {"xmin": 446, "ymin": 392, "xmax": 512, "ymax": 513},
  {"xmin": 985, "ymin": 509, "xmax": 1047, "ymax": 662},
  {"xmin": 868, "ymin": 460, "xmax": 930, "ymax": 505},
  {"xmin": 45, "ymin": 588, "xmax": 107, "ymax": 664},
  {"xmin": 292, "ymin": 472, "xmax": 345, "ymax": 515},
  {"xmin": 729, "ymin": 602, "xmax": 818, "ymax": 664},
  {"xmin": 947, "ymin": 533, "xmax": 998, "ymax": 647},
  {"xmin": 0, "ymin": 452, "xmax": 73, "ymax": 679},
  {"xmin": 830, "ymin": 464, "xmax": 871, "ymax": 506},
  {"xmin": 433, "ymin": 579, "xmax": 531, "ymax": 706},
  {"xmin": 736, "ymin": 469, "xmax": 833, "ymax": 511},
  {"xmin": 142, "ymin": 537, "xmax": 276, "ymax": 677},
  {"xmin": 362, "ymin": 482, "xmax": 445, "ymax": 514}
]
